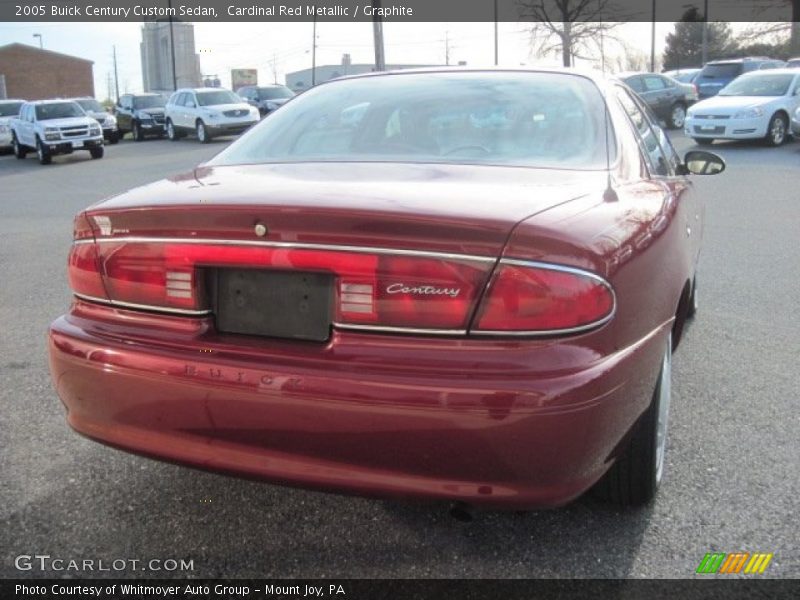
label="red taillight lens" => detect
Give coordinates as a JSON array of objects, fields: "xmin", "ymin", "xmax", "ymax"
[
  {"xmin": 67, "ymin": 213, "xmax": 107, "ymax": 299},
  {"xmin": 94, "ymin": 242, "xmax": 491, "ymax": 328},
  {"xmin": 473, "ymin": 261, "xmax": 614, "ymax": 333}
]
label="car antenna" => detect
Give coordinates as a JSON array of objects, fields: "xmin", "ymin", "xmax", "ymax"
[{"xmin": 602, "ymin": 92, "xmax": 618, "ymax": 203}]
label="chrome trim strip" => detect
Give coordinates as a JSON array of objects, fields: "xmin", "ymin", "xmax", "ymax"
[
  {"xmin": 82, "ymin": 237, "xmax": 496, "ymax": 264},
  {"xmin": 469, "ymin": 258, "xmax": 616, "ymax": 337},
  {"xmin": 333, "ymin": 322, "xmax": 467, "ymax": 336},
  {"xmin": 73, "ymin": 293, "xmax": 212, "ymax": 316}
]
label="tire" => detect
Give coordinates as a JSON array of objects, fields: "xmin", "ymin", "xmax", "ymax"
[
  {"xmin": 667, "ymin": 103, "xmax": 686, "ymax": 130},
  {"xmin": 764, "ymin": 113, "xmax": 787, "ymax": 147},
  {"xmin": 132, "ymin": 121, "xmax": 144, "ymax": 142},
  {"xmin": 167, "ymin": 119, "xmax": 180, "ymax": 141},
  {"xmin": 687, "ymin": 277, "xmax": 698, "ymax": 319},
  {"xmin": 593, "ymin": 334, "xmax": 672, "ymax": 507},
  {"xmin": 36, "ymin": 137, "xmax": 52, "ymax": 165},
  {"xmin": 90, "ymin": 146, "xmax": 104, "ymax": 159},
  {"xmin": 196, "ymin": 120, "xmax": 211, "ymax": 144},
  {"xmin": 12, "ymin": 134, "xmax": 27, "ymax": 159},
  {"xmin": 692, "ymin": 138, "xmax": 714, "ymax": 146}
]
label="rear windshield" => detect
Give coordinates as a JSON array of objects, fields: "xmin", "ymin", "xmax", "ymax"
[
  {"xmin": 0, "ymin": 102, "xmax": 24, "ymax": 117},
  {"xmin": 35, "ymin": 102, "xmax": 85, "ymax": 120},
  {"xmin": 719, "ymin": 73, "xmax": 795, "ymax": 97},
  {"xmin": 257, "ymin": 87, "xmax": 294, "ymax": 100},
  {"xmin": 132, "ymin": 96, "xmax": 165, "ymax": 109},
  {"xmin": 699, "ymin": 63, "xmax": 743, "ymax": 79},
  {"xmin": 196, "ymin": 90, "xmax": 241, "ymax": 106},
  {"xmin": 211, "ymin": 72, "xmax": 613, "ymax": 170}
]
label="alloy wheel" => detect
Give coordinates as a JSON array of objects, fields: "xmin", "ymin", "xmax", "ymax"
[
  {"xmin": 197, "ymin": 122, "xmax": 206, "ymax": 142},
  {"xmin": 771, "ymin": 117, "xmax": 786, "ymax": 145},
  {"xmin": 671, "ymin": 105, "xmax": 686, "ymax": 129}
]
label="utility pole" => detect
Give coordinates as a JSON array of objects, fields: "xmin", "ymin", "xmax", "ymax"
[
  {"xmin": 33, "ymin": 33, "xmax": 43, "ymax": 49},
  {"xmin": 372, "ymin": 0, "xmax": 386, "ymax": 71},
  {"xmin": 650, "ymin": 0, "xmax": 656, "ymax": 72},
  {"xmin": 167, "ymin": 0, "xmax": 178, "ymax": 90},
  {"xmin": 701, "ymin": 0, "xmax": 709, "ymax": 66},
  {"xmin": 113, "ymin": 45, "xmax": 120, "ymax": 102},
  {"xmin": 311, "ymin": 10, "xmax": 317, "ymax": 85},
  {"xmin": 493, "ymin": 0, "xmax": 498, "ymax": 65}
]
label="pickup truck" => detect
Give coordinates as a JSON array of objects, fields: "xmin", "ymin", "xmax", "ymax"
[{"xmin": 11, "ymin": 99, "xmax": 104, "ymax": 165}]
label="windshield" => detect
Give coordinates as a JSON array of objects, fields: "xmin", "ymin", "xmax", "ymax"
[
  {"xmin": 719, "ymin": 74, "xmax": 795, "ymax": 97},
  {"xmin": 669, "ymin": 71, "xmax": 698, "ymax": 83},
  {"xmin": 196, "ymin": 90, "xmax": 241, "ymax": 106},
  {"xmin": 133, "ymin": 96, "xmax": 165, "ymax": 109},
  {"xmin": 0, "ymin": 102, "xmax": 24, "ymax": 117},
  {"xmin": 211, "ymin": 72, "xmax": 612, "ymax": 170},
  {"xmin": 75, "ymin": 99, "xmax": 104, "ymax": 112},
  {"xmin": 257, "ymin": 87, "xmax": 294, "ymax": 100},
  {"xmin": 35, "ymin": 102, "xmax": 85, "ymax": 120},
  {"xmin": 788, "ymin": 59, "xmax": 800, "ymax": 68},
  {"xmin": 700, "ymin": 64, "xmax": 742, "ymax": 79}
]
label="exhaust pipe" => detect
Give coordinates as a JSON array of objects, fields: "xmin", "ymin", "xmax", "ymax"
[{"xmin": 448, "ymin": 502, "xmax": 475, "ymax": 522}]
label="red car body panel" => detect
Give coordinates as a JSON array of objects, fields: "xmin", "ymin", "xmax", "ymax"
[{"xmin": 48, "ymin": 70, "xmax": 702, "ymax": 508}]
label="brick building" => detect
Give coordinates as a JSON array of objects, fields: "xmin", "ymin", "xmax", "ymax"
[{"xmin": 0, "ymin": 43, "xmax": 94, "ymax": 100}]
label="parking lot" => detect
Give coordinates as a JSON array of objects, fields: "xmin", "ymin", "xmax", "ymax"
[{"xmin": 1, "ymin": 131, "xmax": 798, "ymax": 578}]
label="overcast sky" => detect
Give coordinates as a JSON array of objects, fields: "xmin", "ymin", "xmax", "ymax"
[{"xmin": 0, "ymin": 21, "xmax": 690, "ymax": 97}]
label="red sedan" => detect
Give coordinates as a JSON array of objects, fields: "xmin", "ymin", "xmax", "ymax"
[{"xmin": 49, "ymin": 69, "xmax": 725, "ymax": 510}]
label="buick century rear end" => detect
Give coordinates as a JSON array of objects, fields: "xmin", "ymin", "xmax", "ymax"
[{"xmin": 49, "ymin": 69, "xmax": 724, "ymax": 510}]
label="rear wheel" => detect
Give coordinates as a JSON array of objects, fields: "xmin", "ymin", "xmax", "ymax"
[
  {"xmin": 764, "ymin": 113, "xmax": 787, "ymax": 147},
  {"xmin": 12, "ymin": 134, "xmax": 27, "ymax": 159},
  {"xmin": 667, "ymin": 103, "xmax": 686, "ymax": 129},
  {"xmin": 593, "ymin": 333, "xmax": 672, "ymax": 506},
  {"xmin": 90, "ymin": 146, "xmax": 104, "ymax": 159},
  {"xmin": 692, "ymin": 138, "xmax": 714, "ymax": 146},
  {"xmin": 36, "ymin": 137, "xmax": 52, "ymax": 165}
]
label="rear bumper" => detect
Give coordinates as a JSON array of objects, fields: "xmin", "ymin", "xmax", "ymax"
[{"xmin": 48, "ymin": 300, "xmax": 667, "ymax": 509}]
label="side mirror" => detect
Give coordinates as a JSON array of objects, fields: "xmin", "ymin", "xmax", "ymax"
[{"xmin": 682, "ymin": 150, "xmax": 726, "ymax": 175}]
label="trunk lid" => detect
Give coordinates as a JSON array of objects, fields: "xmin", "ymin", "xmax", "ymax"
[{"xmin": 89, "ymin": 162, "xmax": 604, "ymax": 257}]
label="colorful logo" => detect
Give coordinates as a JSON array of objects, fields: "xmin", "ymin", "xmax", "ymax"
[{"xmin": 696, "ymin": 552, "xmax": 774, "ymax": 574}]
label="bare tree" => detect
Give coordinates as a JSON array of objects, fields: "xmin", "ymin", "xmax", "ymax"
[{"xmin": 517, "ymin": 0, "xmax": 624, "ymax": 67}]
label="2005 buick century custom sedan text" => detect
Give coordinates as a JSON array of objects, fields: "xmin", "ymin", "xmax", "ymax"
[{"xmin": 48, "ymin": 69, "xmax": 725, "ymax": 510}]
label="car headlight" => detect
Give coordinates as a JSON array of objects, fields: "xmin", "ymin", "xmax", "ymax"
[
  {"xmin": 90, "ymin": 125, "xmax": 101, "ymax": 136},
  {"xmin": 265, "ymin": 101, "xmax": 278, "ymax": 111},
  {"xmin": 137, "ymin": 112, "xmax": 153, "ymax": 122},
  {"xmin": 794, "ymin": 106, "xmax": 800, "ymax": 120},
  {"xmin": 733, "ymin": 107, "xmax": 763, "ymax": 119},
  {"xmin": 250, "ymin": 107, "xmax": 260, "ymax": 117},
  {"xmin": 0, "ymin": 124, "xmax": 8, "ymax": 134},
  {"xmin": 44, "ymin": 126, "xmax": 61, "ymax": 140},
  {"xmin": 105, "ymin": 114, "xmax": 117, "ymax": 126}
]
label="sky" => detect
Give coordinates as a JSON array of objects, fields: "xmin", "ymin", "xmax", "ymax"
[{"xmin": 0, "ymin": 21, "xmax": 695, "ymax": 98}]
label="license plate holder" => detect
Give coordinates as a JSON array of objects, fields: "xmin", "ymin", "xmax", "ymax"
[
  {"xmin": 213, "ymin": 269, "xmax": 333, "ymax": 342},
  {"xmin": 71, "ymin": 140, "xmax": 84, "ymax": 148}
]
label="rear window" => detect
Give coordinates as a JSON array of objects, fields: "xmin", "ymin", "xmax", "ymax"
[
  {"xmin": 211, "ymin": 72, "xmax": 613, "ymax": 170},
  {"xmin": 719, "ymin": 73, "xmax": 795, "ymax": 97},
  {"xmin": 700, "ymin": 63, "xmax": 743, "ymax": 78}
]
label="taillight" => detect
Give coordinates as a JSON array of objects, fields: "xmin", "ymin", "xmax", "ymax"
[
  {"xmin": 93, "ymin": 241, "xmax": 491, "ymax": 327},
  {"xmin": 67, "ymin": 213, "xmax": 107, "ymax": 299},
  {"xmin": 472, "ymin": 260, "xmax": 615, "ymax": 334}
]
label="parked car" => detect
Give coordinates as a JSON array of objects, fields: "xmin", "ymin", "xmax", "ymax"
[
  {"xmin": 685, "ymin": 68, "xmax": 800, "ymax": 146},
  {"xmin": 71, "ymin": 97, "xmax": 119, "ymax": 144},
  {"xmin": 787, "ymin": 58, "xmax": 800, "ymax": 69},
  {"xmin": 237, "ymin": 84, "xmax": 295, "ymax": 116},
  {"xmin": 694, "ymin": 57, "xmax": 786, "ymax": 99},
  {"xmin": 49, "ymin": 68, "xmax": 725, "ymax": 511},
  {"xmin": 11, "ymin": 100, "xmax": 103, "ymax": 164},
  {"xmin": 618, "ymin": 72, "xmax": 694, "ymax": 129},
  {"xmin": 115, "ymin": 93, "xmax": 167, "ymax": 141},
  {"xmin": 165, "ymin": 88, "xmax": 259, "ymax": 143},
  {"xmin": 0, "ymin": 98, "xmax": 25, "ymax": 151},
  {"xmin": 662, "ymin": 68, "xmax": 701, "ymax": 84}
]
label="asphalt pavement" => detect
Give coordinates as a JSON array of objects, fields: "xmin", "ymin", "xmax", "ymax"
[{"xmin": 1, "ymin": 132, "xmax": 798, "ymax": 578}]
